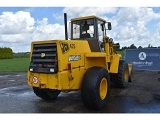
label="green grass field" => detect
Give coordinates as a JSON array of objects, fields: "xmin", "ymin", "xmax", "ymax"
[{"xmin": 0, "ymin": 58, "xmax": 30, "ymax": 72}]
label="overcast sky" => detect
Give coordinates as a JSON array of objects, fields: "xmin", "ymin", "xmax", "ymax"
[{"xmin": 0, "ymin": 4, "xmax": 160, "ymax": 52}]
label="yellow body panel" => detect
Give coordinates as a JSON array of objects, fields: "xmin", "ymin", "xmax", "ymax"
[
  {"xmin": 28, "ymin": 72, "xmax": 59, "ymax": 89},
  {"xmin": 85, "ymin": 52, "xmax": 108, "ymax": 69},
  {"xmin": 28, "ymin": 39, "xmax": 121, "ymax": 91},
  {"xmin": 110, "ymin": 54, "xmax": 121, "ymax": 73},
  {"xmin": 57, "ymin": 40, "xmax": 90, "ymax": 71},
  {"xmin": 28, "ymin": 40, "xmax": 91, "ymax": 90}
]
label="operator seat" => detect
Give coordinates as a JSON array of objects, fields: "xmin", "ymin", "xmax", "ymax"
[
  {"xmin": 81, "ymin": 23, "xmax": 91, "ymax": 38},
  {"xmin": 80, "ymin": 21, "xmax": 101, "ymax": 52}
]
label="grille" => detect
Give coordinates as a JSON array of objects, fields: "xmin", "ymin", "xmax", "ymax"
[{"xmin": 29, "ymin": 43, "xmax": 58, "ymax": 73}]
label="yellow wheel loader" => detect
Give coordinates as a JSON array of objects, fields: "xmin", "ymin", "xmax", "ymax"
[{"xmin": 27, "ymin": 13, "xmax": 132, "ymax": 110}]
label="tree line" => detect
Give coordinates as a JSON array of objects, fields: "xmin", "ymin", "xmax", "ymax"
[
  {"xmin": 114, "ymin": 43, "xmax": 160, "ymax": 51},
  {"xmin": 0, "ymin": 47, "xmax": 13, "ymax": 59}
]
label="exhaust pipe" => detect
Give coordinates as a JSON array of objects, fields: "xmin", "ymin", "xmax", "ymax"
[{"xmin": 64, "ymin": 13, "xmax": 68, "ymax": 40}]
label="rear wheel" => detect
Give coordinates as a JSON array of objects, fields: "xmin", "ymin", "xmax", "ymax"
[
  {"xmin": 110, "ymin": 60, "xmax": 129, "ymax": 88},
  {"xmin": 33, "ymin": 87, "xmax": 61, "ymax": 100},
  {"xmin": 81, "ymin": 66, "xmax": 110, "ymax": 110}
]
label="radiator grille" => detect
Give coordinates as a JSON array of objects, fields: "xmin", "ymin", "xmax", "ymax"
[{"xmin": 29, "ymin": 43, "xmax": 58, "ymax": 73}]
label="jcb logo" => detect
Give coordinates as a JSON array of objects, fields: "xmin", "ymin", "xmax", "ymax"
[
  {"xmin": 41, "ymin": 53, "xmax": 46, "ymax": 58},
  {"xmin": 60, "ymin": 42, "xmax": 69, "ymax": 54}
]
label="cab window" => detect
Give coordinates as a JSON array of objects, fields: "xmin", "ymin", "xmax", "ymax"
[
  {"xmin": 72, "ymin": 19, "xmax": 95, "ymax": 39},
  {"xmin": 97, "ymin": 20, "xmax": 104, "ymax": 42}
]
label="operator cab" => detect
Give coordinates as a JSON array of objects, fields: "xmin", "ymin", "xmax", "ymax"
[{"xmin": 70, "ymin": 16, "xmax": 111, "ymax": 52}]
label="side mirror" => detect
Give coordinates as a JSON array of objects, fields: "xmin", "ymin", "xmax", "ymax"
[{"xmin": 106, "ymin": 22, "xmax": 112, "ymax": 30}]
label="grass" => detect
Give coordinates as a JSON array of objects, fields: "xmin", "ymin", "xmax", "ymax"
[
  {"xmin": 117, "ymin": 50, "xmax": 125, "ymax": 58},
  {"xmin": 0, "ymin": 58, "xmax": 30, "ymax": 72},
  {"xmin": 13, "ymin": 53, "xmax": 30, "ymax": 58}
]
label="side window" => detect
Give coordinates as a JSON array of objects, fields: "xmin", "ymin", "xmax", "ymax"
[
  {"xmin": 73, "ymin": 22, "xmax": 80, "ymax": 39},
  {"xmin": 81, "ymin": 19, "xmax": 94, "ymax": 38},
  {"xmin": 88, "ymin": 25, "xmax": 94, "ymax": 37},
  {"xmin": 97, "ymin": 20, "xmax": 103, "ymax": 42}
]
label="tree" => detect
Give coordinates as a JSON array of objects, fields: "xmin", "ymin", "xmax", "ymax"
[
  {"xmin": 0, "ymin": 47, "xmax": 13, "ymax": 59},
  {"xmin": 129, "ymin": 44, "xmax": 137, "ymax": 49},
  {"xmin": 121, "ymin": 46, "xmax": 129, "ymax": 51},
  {"xmin": 148, "ymin": 44, "xmax": 151, "ymax": 48},
  {"xmin": 113, "ymin": 43, "xmax": 120, "ymax": 51},
  {"xmin": 138, "ymin": 46, "xmax": 143, "ymax": 49}
]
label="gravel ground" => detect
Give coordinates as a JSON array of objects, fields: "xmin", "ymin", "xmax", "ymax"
[
  {"xmin": 0, "ymin": 70, "xmax": 160, "ymax": 113},
  {"xmin": 109, "ymin": 70, "xmax": 160, "ymax": 103},
  {"xmin": 0, "ymin": 71, "xmax": 160, "ymax": 101},
  {"xmin": 0, "ymin": 72, "xmax": 27, "ymax": 88}
]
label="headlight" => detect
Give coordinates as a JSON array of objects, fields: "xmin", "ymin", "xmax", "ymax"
[
  {"xmin": 30, "ymin": 68, "xmax": 33, "ymax": 71},
  {"xmin": 50, "ymin": 68, "xmax": 55, "ymax": 72}
]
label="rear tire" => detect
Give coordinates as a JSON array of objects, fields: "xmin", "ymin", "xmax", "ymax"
[
  {"xmin": 81, "ymin": 66, "xmax": 110, "ymax": 110},
  {"xmin": 33, "ymin": 87, "xmax": 61, "ymax": 100},
  {"xmin": 46, "ymin": 89, "xmax": 61, "ymax": 100},
  {"xmin": 129, "ymin": 65, "xmax": 134, "ymax": 82},
  {"xmin": 110, "ymin": 60, "xmax": 129, "ymax": 88}
]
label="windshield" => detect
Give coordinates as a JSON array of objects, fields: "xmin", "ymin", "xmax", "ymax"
[{"xmin": 72, "ymin": 19, "xmax": 94, "ymax": 39}]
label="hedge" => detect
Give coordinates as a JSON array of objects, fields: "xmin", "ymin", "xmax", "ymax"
[{"xmin": 0, "ymin": 47, "xmax": 13, "ymax": 59}]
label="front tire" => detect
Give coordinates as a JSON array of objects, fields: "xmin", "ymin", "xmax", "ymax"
[
  {"xmin": 81, "ymin": 66, "xmax": 110, "ymax": 110},
  {"xmin": 110, "ymin": 60, "xmax": 129, "ymax": 88}
]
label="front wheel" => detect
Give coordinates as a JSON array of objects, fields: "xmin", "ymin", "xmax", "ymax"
[
  {"xmin": 110, "ymin": 60, "xmax": 129, "ymax": 88},
  {"xmin": 81, "ymin": 66, "xmax": 110, "ymax": 110}
]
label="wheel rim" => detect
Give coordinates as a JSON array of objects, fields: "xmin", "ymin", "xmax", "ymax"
[
  {"xmin": 99, "ymin": 78, "xmax": 108, "ymax": 100},
  {"xmin": 124, "ymin": 68, "xmax": 129, "ymax": 82}
]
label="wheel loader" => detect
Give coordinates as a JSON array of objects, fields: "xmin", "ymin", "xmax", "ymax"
[{"xmin": 27, "ymin": 13, "xmax": 133, "ymax": 110}]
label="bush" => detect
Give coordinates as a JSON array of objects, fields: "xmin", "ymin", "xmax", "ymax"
[{"xmin": 0, "ymin": 47, "xmax": 13, "ymax": 59}]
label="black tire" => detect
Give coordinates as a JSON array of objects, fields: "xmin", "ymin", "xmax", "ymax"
[
  {"xmin": 46, "ymin": 89, "xmax": 61, "ymax": 100},
  {"xmin": 110, "ymin": 60, "xmax": 129, "ymax": 88},
  {"xmin": 81, "ymin": 66, "xmax": 110, "ymax": 110},
  {"xmin": 33, "ymin": 87, "xmax": 61, "ymax": 100}
]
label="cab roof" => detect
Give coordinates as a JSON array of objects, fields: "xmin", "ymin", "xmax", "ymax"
[{"xmin": 71, "ymin": 15, "xmax": 106, "ymax": 22}]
